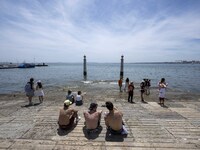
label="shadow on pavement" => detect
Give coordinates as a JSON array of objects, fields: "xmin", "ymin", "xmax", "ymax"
[
  {"xmin": 105, "ymin": 130, "xmax": 127, "ymax": 142},
  {"xmin": 82, "ymin": 126, "xmax": 103, "ymax": 140},
  {"xmin": 21, "ymin": 102, "xmax": 41, "ymax": 108},
  {"xmin": 57, "ymin": 124, "xmax": 77, "ymax": 136}
]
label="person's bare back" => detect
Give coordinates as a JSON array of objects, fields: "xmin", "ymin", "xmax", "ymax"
[
  {"xmin": 83, "ymin": 103, "xmax": 102, "ymax": 130},
  {"xmin": 58, "ymin": 108, "xmax": 75, "ymax": 125},
  {"xmin": 105, "ymin": 109, "xmax": 123, "ymax": 131},
  {"xmin": 84, "ymin": 111, "xmax": 101, "ymax": 129},
  {"xmin": 58, "ymin": 100, "xmax": 78, "ymax": 128}
]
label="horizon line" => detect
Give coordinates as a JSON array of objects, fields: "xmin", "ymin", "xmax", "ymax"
[{"xmin": 2, "ymin": 61, "xmax": 200, "ymax": 64}]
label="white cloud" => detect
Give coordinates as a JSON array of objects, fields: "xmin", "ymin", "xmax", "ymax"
[{"xmin": 0, "ymin": 0, "xmax": 200, "ymax": 62}]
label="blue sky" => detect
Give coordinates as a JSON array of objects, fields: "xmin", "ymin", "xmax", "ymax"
[{"xmin": 0, "ymin": 0, "xmax": 200, "ymax": 63}]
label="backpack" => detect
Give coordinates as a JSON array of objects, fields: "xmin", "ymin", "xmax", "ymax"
[{"xmin": 24, "ymin": 82, "xmax": 32, "ymax": 93}]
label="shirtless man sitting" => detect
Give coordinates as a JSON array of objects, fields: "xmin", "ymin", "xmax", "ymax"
[
  {"xmin": 83, "ymin": 103, "xmax": 102, "ymax": 133},
  {"xmin": 104, "ymin": 101, "xmax": 128, "ymax": 135},
  {"xmin": 58, "ymin": 99, "xmax": 79, "ymax": 129}
]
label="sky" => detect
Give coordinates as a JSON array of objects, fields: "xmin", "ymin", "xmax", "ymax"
[{"xmin": 0, "ymin": 0, "xmax": 200, "ymax": 63}]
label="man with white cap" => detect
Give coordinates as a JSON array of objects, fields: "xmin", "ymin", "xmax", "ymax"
[{"xmin": 58, "ymin": 99, "xmax": 79, "ymax": 129}]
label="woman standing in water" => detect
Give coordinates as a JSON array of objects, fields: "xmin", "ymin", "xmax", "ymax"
[
  {"xmin": 35, "ymin": 80, "xmax": 44, "ymax": 103},
  {"xmin": 124, "ymin": 78, "xmax": 129, "ymax": 92},
  {"xmin": 158, "ymin": 78, "xmax": 168, "ymax": 107}
]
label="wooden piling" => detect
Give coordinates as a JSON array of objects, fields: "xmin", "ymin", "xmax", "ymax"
[
  {"xmin": 120, "ymin": 55, "xmax": 124, "ymax": 79},
  {"xmin": 83, "ymin": 55, "xmax": 87, "ymax": 77}
]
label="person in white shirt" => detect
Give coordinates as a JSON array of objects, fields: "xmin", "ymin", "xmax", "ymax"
[
  {"xmin": 158, "ymin": 78, "xmax": 168, "ymax": 107},
  {"xmin": 75, "ymin": 91, "xmax": 83, "ymax": 106},
  {"xmin": 35, "ymin": 80, "xmax": 44, "ymax": 103}
]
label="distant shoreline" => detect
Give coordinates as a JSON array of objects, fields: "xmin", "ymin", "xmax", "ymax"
[
  {"xmin": 127, "ymin": 61, "xmax": 200, "ymax": 64},
  {"xmin": 1, "ymin": 61, "xmax": 200, "ymax": 65}
]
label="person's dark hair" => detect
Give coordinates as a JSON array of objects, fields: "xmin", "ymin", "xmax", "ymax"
[
  {"xmin": 89, "ymin": 103, "xmax": 98, "ymax": 111},
  {"xmin": 30, "ymin": 78, "xmax": 34, "ymax": 83},
  {"xmin": 29, "ymin": 78, "xmax": 34, "ymax": 89},
  {"xmin": 37, "ymin": 82, "xmax": 42, "ymax": 88},
  {"xmin": 105, "ymin": 101, "xmax": 113, "ymax": 111},
  {"xmin": 78, "ymin": 91, "xmax": 81, "ymax": 95},
  {"xmin": 68, "ymin": 90, "xmax": 72, "ymax": 95},
  {"xmin": 161, "ymin": 78, "xmax": 165, "ymax": 83},
  {"xmin": 126, "ymin": 78, "xmax": 129, "ymax": 82}
]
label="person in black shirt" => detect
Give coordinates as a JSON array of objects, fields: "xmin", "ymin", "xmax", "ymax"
[
  {"xmin": 140, "ymin": 80, "xmax": 145, "ymax": 103},
  {"xmin": 128, "ymin": 82, "xmax": 134, "ymax": 103}
]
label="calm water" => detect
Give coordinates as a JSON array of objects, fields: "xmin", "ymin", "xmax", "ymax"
[{"xmin": 0, "ymin": 63, "xmax": 200, "ymax": 94}]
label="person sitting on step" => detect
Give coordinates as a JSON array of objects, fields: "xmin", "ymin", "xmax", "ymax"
[
  {"xmin": 58, "ymin": 100, "xmax": 80, "ymax": 130},
  {"xmin": 83, "ymin": 102, "xmax": 102, "ymax": 134},
  {"xmin": 104, "ymin": 101, "xmax": 128, "ymax": 135}
]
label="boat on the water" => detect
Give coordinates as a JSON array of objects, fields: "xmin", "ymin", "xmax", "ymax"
[
  {"xmin": 18, "ymin": 63, "xmax": 35, "ymax": 68},
  {"xmin": 0, "ymin": 63, "xmax": 18, "ymax": 69},
  {"xmin": 0, "ymin": 62, "xmax": 48, "ymax": 69},
  {"xmin": 35, "ymin": 63, "xmax": 48, "ymax": 67}
]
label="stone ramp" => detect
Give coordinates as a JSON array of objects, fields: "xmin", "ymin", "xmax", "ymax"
[
  {"xmin": 0, "ymin": 99, "xmax": 200, "ymax": 149},
  {"xmin": 1, "ymin": 139, "xmax": 199, "ymax": 150}
]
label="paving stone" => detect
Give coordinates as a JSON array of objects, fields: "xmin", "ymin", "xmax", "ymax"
[{"xmin": 0, "ymin": 139, "xmax": 14, "ymax": 149}]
